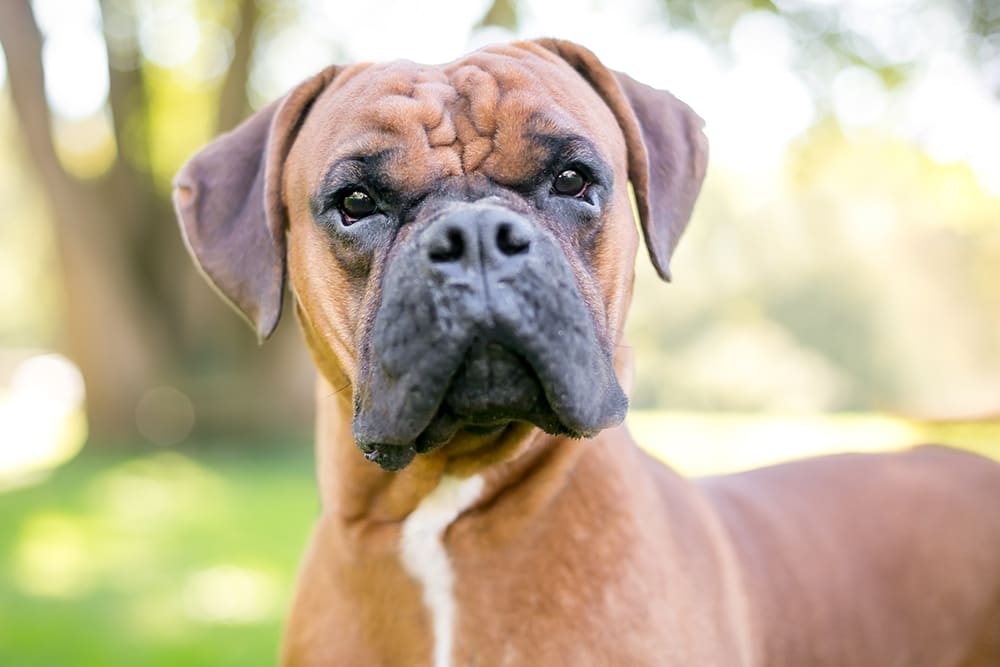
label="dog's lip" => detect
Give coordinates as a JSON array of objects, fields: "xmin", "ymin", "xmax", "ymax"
[
  {"xmin": 462, "ymin": 423, "xmax": 507, "ymax": 436},
  {"xmin": 359, "ymin": 441, "xmax": 416, "ymax": 472},
  {"xmin": 355, "ymin": 337, "xmax": 575, "ymax": 460},
  {"xmin": 413, "ymin": 339, "xmax": 551, "ymax": 448}
]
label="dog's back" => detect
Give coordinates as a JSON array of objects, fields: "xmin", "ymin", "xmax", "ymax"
[{"xmin": 700, "ymin": 446, "xmax": 1000, "ymax": 666}]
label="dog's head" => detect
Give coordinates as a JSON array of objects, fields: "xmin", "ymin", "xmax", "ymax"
[{"xmin": 173, "ymin": 40, "xmax": 707, "ymax": 471}]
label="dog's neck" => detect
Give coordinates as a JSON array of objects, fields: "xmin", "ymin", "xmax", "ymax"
[{"xmin": 312, "ymin": 374, "xmax": 600, "ymax": 539}]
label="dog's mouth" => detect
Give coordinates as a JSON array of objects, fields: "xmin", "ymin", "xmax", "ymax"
[
  {"xmin": 355, "ymin": 334, "xmax": 582, "ymax": 472},
  {"xmin": 444, "ymin": 340, "xmax": 547, "ymax": 422},
  {"xmin": 414, "ymin": 338, "xmax": 564, "ymax": 446},
  {"xmin": 353, "ymin": 310, "xmax": 629, "ymax": 472}
]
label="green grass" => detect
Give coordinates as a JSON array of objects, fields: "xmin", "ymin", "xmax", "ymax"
[
  {"xmin": 0, "ymin": 446, "xmax": 318, "ymax": 667},
  {"xmin": 1, "ymin": 413, "xmax": 997, "ymax": 666}
]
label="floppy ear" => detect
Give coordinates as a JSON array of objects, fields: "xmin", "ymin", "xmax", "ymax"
[
  {"xmin": 172, "ymin": 65, "xmax": 339, "ymax": 341},
  {"xmin": 531, "ymin": 39, "xmax": 708, "ymax": 281}
]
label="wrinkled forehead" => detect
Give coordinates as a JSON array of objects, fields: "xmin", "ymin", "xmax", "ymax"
[{"xmin": 288, "ymin": 44, "xmax": 624, "ymax": 194}]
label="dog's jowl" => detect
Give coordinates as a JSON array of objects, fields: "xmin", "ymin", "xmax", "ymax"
[{"xmin": 174, "ymin": 39, "xmax": 1000, "ymax": 667}]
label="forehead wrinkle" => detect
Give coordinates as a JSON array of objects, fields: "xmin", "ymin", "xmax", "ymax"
[
  {"xmin": 445, "ymin": 53, "xmax": 598, "ymax": 183},
  {"xmin": 410, "ymin": 76, "xmax": 462, "ymax": 176},
  {"xmin": 312, "ymin": 63, "xmax": 466, "ymax": 184},
  {"xmin": 446, "ymin": 64, "xmax": 506, "ymax": 173},
  {"xmin": 304, "ymin": 53, "xmax": 602, "ymax": 190}
]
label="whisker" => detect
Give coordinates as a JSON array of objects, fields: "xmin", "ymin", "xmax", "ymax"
[{"xmin": 322, "ymin": 380, "xmax": 353, "ymax": 401}]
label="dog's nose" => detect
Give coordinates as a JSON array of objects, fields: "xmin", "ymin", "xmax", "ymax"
[{"xmin": 424, "ymin": 207, "xmax": 534, "ymax": 275}]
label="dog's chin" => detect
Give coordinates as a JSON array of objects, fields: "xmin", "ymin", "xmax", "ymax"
[{"xmin": 356, "ymin": 341, "xmax": 606, "ymax": 472}]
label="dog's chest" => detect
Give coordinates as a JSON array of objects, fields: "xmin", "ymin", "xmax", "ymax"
[{"xmin": 400, "ymin": 474, "xmax": 484, "ymax": 667}]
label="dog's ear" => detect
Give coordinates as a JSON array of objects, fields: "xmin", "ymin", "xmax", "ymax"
[
  {"xmin": 172, "ymin": 66, "xmax": 339, "ymax": 341},
  {"xmin": 531, "ymin": 39, "xmax": 708, "ymax": 281}
]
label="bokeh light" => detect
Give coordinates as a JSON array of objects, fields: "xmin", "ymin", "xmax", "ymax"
[
  {"xmin": 182, "ymin": 565, "xmax": 280, "ymax": 624},
  {"xmin": 12, "ymin": 512, "xmax": 96, "ymax": 598},
  {"xmin": 0, "ymin": 354, "xmax": 87, "ymax": 488},
  {"xmin": 135, "ymin": 386, "xmax": 196, "ymax": 447},
  {"xmin": 138, "ymin": 6, "xmax": 201, "ymax": 69},
  {"xmin": 35, "ymin": 0, "xmax": 108, "ymax": 119}
]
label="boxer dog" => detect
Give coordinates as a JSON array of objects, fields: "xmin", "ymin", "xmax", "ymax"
[{"xmin": 173, "ymin": 39, "xmax": 1000, "ymax": 666}]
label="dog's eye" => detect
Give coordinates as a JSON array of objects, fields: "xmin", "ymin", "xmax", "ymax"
[
  {"xmin": 338, "ymin": 189, "xmax": 377, "ymax": 222},
  {"xmin": 552, "ymin": 169, "xmax": 588, "ymax": 197}
]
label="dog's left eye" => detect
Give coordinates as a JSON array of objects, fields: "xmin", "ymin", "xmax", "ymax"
[
  {"xmin": 552, "ymin": 169, "xmax": 588, "ymax": 197},
  {"xmin": 338, "ymin": 189, "xmax": 378, "ymax": 222}
]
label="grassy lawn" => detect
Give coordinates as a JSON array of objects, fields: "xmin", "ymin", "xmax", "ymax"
[
  {"xmin": 0, "ymin": 445, "xmax": 318, "ymax": 667},
  {"xmin": 1, "ymin": 413, "xmax": 997, "ymax": 666}
]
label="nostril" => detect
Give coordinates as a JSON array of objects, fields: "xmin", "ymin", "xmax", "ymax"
[
  {"xmin": 429, "ymin": 228, "xmax": 465, "ymax": 263},
  {"xmin": 496, "ymin": 222, "xmax": 530, "ymax": 256}
]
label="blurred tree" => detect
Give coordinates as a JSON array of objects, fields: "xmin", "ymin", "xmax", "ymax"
[
  {"xmin": 657, "ymin": 0, "xmax": 998, "ymax": 101},
  {"xmin": 478, "ymin": 0, "xmax": 518, "ymax": 31},
  {"xmin": 0, "ymin": 0, "xmax": 312, "ymax": 445}
]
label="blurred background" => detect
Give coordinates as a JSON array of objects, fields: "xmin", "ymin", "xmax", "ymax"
[{"xmin": 1, "ymin": 0, "xmax": 998, "ymax": 664}]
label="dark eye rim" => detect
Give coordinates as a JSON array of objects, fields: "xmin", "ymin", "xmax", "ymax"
[
  {"xmin": 336, "ymin": 187, "xmax": 378, "ymax": 224},
  {"xmin": 551, "ymin": 166, "xmax": 591, "ymax": 198}
]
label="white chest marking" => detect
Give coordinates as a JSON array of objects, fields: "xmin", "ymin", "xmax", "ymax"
[{"xmin": 400, "ymin": 474, "xmax": 484, "ymax": 667}]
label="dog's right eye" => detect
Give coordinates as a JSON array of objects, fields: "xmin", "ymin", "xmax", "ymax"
[
  {"xmin": 338, "ymin": 189, "xmax": 377, "ymax": 223},
  {"xmin": 552, "ymin": 169, "xmax": 588, "ymax": 198}
]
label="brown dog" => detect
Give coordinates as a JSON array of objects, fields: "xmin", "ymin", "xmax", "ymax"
[{"xmin": 173, "ymin": 39, "xmax": 1000, "ymax": 666}]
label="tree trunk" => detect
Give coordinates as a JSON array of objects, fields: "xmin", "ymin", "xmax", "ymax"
[
  {"xmin": 0, "ymin": 0, "xmax": 315, "ymax": 446},
  {"xmin": 0, "ymin": 0, "xmax": 168, "ymax": 442}
]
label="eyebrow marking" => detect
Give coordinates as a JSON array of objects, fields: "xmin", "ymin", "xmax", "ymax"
[
  {"xmin": 310, "ymin": 151, "xmax": 397, "ymax": 216},
  {"xmin": 502, "ymin": 131, "xmax": 613, "ymax": 192}
]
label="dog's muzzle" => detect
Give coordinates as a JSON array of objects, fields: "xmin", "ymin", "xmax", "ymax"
[{"xmin": 353, "ymin": 203, "xmax": 628, "ymax": 471}]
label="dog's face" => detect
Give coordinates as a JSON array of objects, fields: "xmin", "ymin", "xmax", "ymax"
[
  {"xmin": 173, "ymin": 40, "xmax": 707, "ymax": 471},
  {"xmin": 285, "ymin": 47, "xmax": 640, "ymax": 471}
]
